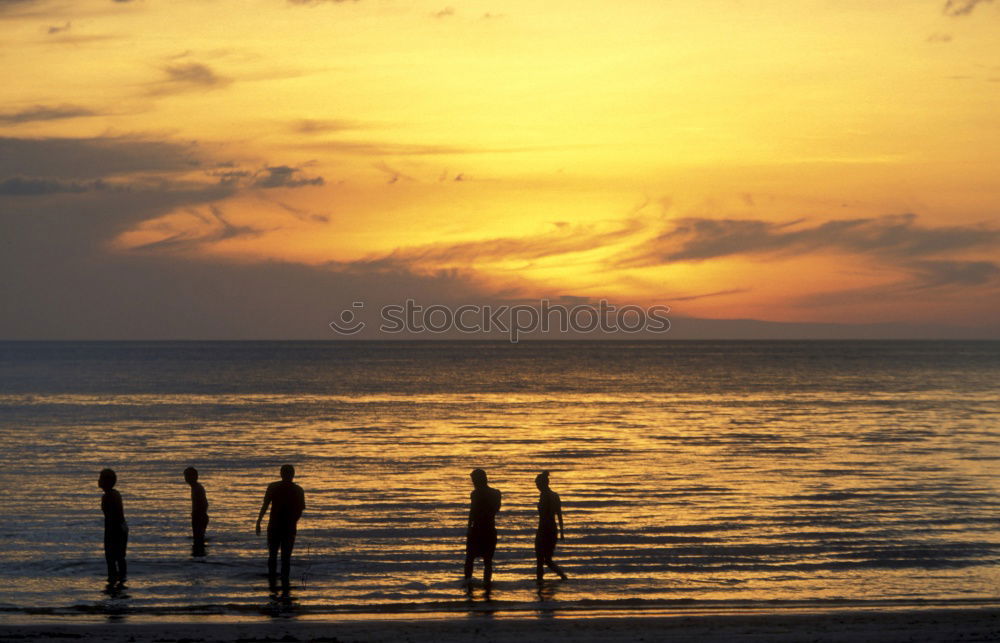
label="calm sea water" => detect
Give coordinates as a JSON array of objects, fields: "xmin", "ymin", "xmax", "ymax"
[{"xmin": 0, "ymin": 341, "xmax": 998, "ymax": 618}]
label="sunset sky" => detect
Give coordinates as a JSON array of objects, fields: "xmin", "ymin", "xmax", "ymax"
[{"xmin": 2, "ymin": 0, "xmax": 998, "ymax": 338}]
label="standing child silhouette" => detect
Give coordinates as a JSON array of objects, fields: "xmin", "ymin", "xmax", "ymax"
[
  {"xmin": 534, "ymin": 471, "xmax": 567, "ymax": 582},
  {"xmin": 98, "ymin": 468, "xmax": 128, "ymax": 585},
  {"xmin": 184, "ymin": 467, "xmax": 209, "ymax": 556}
]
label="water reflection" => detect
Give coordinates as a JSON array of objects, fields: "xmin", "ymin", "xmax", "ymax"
[
  {"xmin": 265, "ymin": 578, "xmax": 298, "ymax": 618},
  {"xmin": 99, "ymin": 581, "xmax": 130, "ymax": 622},
  {"xmin": 535, "ymin": 579, "xmax": 561, "ymax": 617}
]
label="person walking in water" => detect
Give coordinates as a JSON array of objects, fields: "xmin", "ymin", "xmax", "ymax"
[
  {"xmin": 184, "ymin": 467, "xmax": 209, "ymax": 556},
  {"xmin": 464, "ymin": 468, "xmax": 502, "ymax": 585},
  {"xmin": 255, "ymin": 464, "xmax": 305, "ymax": 585},
  {"xmin": 534, "ymin": 471, "xmax": 567, "ymax": 582},
  {"xmin": 98, "ymin": 469, "xmax": 128, "ymax": 585}
]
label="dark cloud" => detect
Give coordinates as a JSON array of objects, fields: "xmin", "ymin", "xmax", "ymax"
[
  {"xmin": 907, "ymin": 259, "xmax": 1000, "ymax": 287},
  {"xmin": 943, "ymin": 0, "xmax": 994, "ymax": 16},
  {"xmin": 47, "ymin": 21, "xmax": 70, "ymax": 34},
  {"xmin": 128, "ymin": 204, "xmax": 263, "ymax": 252},
  {"xmin": 670, "ymin": 288, "xmax": 749, "ymax": 302},
  {"xmin": 792, "ymin": 259, "xmax": 1000, "ymax": 309},
  {"xmin": 0, "ymin": 136, "xmax": 200, "ymax": 180},
  {"xmin": 252, "ymin": 165, "xmax": 324, "ymax": 188},
  {"xmin": 291, "ymin": 119, "xmax": 360, "ymax": 134},
  {"xmin": 0, "ymin": 176, "xmax": 113, "ymax": 195},
  {"xmin": 148, "ymin": 62, "xmax": 231, "ymax": 95},
  {"xmin": 619, "ymin": 214, "xmax": 1000, "ymax": 266},
  {"xmin": 207, "ymin": 165, "xmax": 325, "ymax": 188},
  {"xmin": 0, "ymin": 104, "xmax": 95, "ymax": 124},
  {"xmin": 433, "ymin": 6, "xmax": 455, "ymax": 18}
]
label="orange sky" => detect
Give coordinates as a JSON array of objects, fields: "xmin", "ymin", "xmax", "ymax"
[{"xmin": 1, "ymin": 0, "xmax": 998, "ymax": 337}]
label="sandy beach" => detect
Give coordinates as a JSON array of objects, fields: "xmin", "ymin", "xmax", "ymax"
[{"xmin": 3, "ymin": 608, "xmax": 999, "ymax": 642}]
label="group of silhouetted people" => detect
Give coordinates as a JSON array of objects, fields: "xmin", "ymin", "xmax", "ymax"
[
  {"xmin": 99, "ymin": 465, "xmax": 566, "ymax": 590},
  {"xmin": 464, "ymin": 468, "xmax": 567, "ymax": 585}
]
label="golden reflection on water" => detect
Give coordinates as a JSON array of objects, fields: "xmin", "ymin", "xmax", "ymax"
[{"xmin": 0, "ymin": 379, "xmax": 998, "ymax": 615}]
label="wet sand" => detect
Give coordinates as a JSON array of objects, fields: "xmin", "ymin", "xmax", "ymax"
[{"xmin": 3, "ymin": 607, "xmax": 999, "ymax": 642}]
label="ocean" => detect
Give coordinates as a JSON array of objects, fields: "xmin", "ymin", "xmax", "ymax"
[{"xmin": 0, "ymin": 341, "xmax": 997, "ymax": 618}]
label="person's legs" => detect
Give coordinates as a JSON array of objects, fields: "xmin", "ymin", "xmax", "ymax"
[
  {"xmin": 192, "ymin": 514, "xmax": 208, "ymax": 544},
  {"xmin": 545, "ymin": 556, "xmax": 566, "ymax": 579},
  {"xmin": 267, "ymin": 528, "xmax": 280, "ymax": 578},
  {"xmin": 116, "ymin": 554, "xmax": 127, "ymax": 581},
  {"xmin": 463, "ymin": 552, "xmax": 475, "ymax": 579},
  {"xmin": 279, "ymin": 529, "xmax": 296, "ymax": 580},
  {"xmin": 483, "ymin": 556, "xmax": 493, "ymax": 584}
]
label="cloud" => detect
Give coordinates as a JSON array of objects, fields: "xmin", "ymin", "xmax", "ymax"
[
  {"xmin": 360, "ymin": 219, "xmax": 645, "ymax": 271},
  {"xmin": 618, "ymin": 214, "xmax": 1000, "ymax": 266},
  {"xmin": 0, "ymin": 136, "xmax": 200, "ymax": 179},
  {"xmin": 906, "ymin": 259, "xmax": 1000, "ymax": 287},
  {"xmin": 943, "ymin": 0, "xmax": 994, "ymax": 16},
  {"xmin": 47, "ymin": 21, "xmax": 70, "ymax": 34},
  {"xmin": 291, "ymin": 119, "xmax": 361, "ymax": 134},
  {"xmin": 433, "ymin": 6, "xmax": 455, "ymax": 18},
  {"xmin": 793, "ymin": 259, "xmax": 1000, "ymax": 308},
  {"xmin": 0, "ymin": 176, "xmax": 114, "ymax": 195},
  {"xmin": 0, "ymin": 104, "xmax": 95, "ymax": 124},
  {"xmin": 926, "ymin": 32, "xmax": 953, "ymax": 43},
  {"xmin": 252, "ymin": 165, "xmax": 324, "ymax": 188},
  {"xmin": 127, "ymin": 204, "xmax": 264, "ymax": 252},
  {"xmin": 207, "ymin": 164, "xmax": 325, "ymax": 188},
  {"xmin": 148, "ymin": 62, "xmax": 231, "ymax": 95}
]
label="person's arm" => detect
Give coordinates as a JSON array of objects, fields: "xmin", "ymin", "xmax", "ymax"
[
  {"xmin": 255, "ymin": 485, "xmax": 272, "ymax": 535},
  {"xmin": 294, "ymin": 487, "xmax": 305, "ymax": 523},
  {"xmin": 112, "ymin": 491, "xmax": 126, "ymax": 528},
  {"xmin": 466, "ymin": 492, "xmax": 475, "ymax": 533},
  {"xmin": 555, "ymin": 493, "xmax": 564, "ymax": 540}
]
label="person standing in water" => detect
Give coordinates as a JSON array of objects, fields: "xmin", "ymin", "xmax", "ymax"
[
  {"xmin": 534, "ymin": 471, "xmax": 567, "ymax": 582},
  {"xmin": 464, "ymin": 468, "xmax": 502, "ymax": 585},
  {"xmin": 184, "ymin": 467, "xmax": 209, "ymax": 556},
  {"xmin": 98, "ymin": 468, "xmax": 128, "ymax": 585},
  {"xmin": 255, "ymin": 464, "xmax": 305, "ymax": 585}
]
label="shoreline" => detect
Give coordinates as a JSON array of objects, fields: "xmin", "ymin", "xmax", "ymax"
[{"xmin": 3, "ymin": 606, "xmax": 999, "ymax": 642}]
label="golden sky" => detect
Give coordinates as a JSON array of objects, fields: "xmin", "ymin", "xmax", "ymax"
[{"xmin": 1, "ymin": 0, "xmax": 998, "ymax": 337}]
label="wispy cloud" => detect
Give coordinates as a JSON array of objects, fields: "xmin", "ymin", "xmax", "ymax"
[
  {"xmin": 360, "ymin": 219, "xmax": 645, "ymax": 272},
  {"xmin": 252, "ymin": 165, "xmax": 324, "ymax": 188},
  {"xmin": 0, "ymin": 176, "xmax": 115, "ymax": 195},
  {"xmin": 208, "ymin": 164, "xmax": 325, "ymax": 189},
  {"xmin": 127, "ymin": 204, "xmax": 264, "ymax": 252},
  {"xmin": 148, "ymin": 61, "xmax": 232, "ymax": 96},
  {"xmin": 617, "ymin": 214, "xmax": 1000, "ymax": 266},
  {"xmin": 943, "ymin": 0, "xmax": 995, "ymax": 16},
  {"xmin": 291, "ymin": 119, "xmax": 362, "ymax": 134},
  {"xmin": 0, "ymin": 104, "xmax": 95, "ymax": 124},
  {"xmin": 0, "ymin": 136, "xmax": 200, "ymax": 179}
]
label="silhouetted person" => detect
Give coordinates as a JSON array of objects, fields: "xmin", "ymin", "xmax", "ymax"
[
  {"xmin": 256, "ymin": 464, "xmax": 305, "ymax": 585},
  {"xmin": 98, "ymin": 469, "xmax": 128, "ymax": 585},
  {"xmin": 184, "ymin": 467, "xmax": 209, "ymax": 556},
  {"xmin": 534, "ymin": 471, "xmax": 567, "ymax": 582},
  {"xmin": 464, "ymin": 468, "xmax": 502, "ymax": 585}
]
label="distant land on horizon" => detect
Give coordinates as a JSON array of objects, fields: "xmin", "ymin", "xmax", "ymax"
[{"xmin": 2, "ymin": 315, "xmax": 996, "ymax": 341}]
